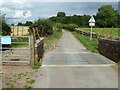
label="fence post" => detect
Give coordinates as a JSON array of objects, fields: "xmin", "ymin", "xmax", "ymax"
[
  {"xmin": 29, "ymin": 35, "xmax": 35, "ymax": 68},
  {"xmin": 22, "ymin": 26, "xmax": 23, "ymax": 36},
  {"xmin": 17, "ymin": 26, "xmax": 19, "ymax": 36},
  {"xmin": 13, "ymin": 26, "xmax": 14, "ymax": 36}
]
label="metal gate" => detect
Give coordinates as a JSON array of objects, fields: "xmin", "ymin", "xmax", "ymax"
[{"xmin": 1, "ymin": 36, "xmax": 34, "ymax": 66}]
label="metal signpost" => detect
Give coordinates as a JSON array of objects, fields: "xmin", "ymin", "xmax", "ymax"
[{"xmin": 89, "ymin": 16, "xmax": 95, "ymax": 40}]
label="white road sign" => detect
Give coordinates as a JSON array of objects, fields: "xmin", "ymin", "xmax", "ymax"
[
  {"xmin": 89, "ymin": 16, "xmax": 95, "ymax": 26},
  {"xmin": 88, "ymin": 16, "xmax": 96, "ymax": 40}
]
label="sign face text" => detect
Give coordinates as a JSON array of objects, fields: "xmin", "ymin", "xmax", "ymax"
[
  {"xmin": 1, "ymin": 36, "xmax": 12, "ymax": 44},
  {"xmin": 89, "ymin": 23, "xmax": 95, "ymax": 26}
]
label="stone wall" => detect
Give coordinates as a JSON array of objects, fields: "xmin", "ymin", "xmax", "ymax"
[
  {"xmin": 74, "ymin": 28, "xmax": 120, "ymax": 62},
  {"xmin": 98, "ymin": 38, "xmax": 120, "ymax": 62},
  {"xmin": 75, "ymin": 28, "xmax": 98, "ymax": 38}
]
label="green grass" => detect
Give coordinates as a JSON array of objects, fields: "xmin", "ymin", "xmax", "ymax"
[
  {"xmin": 33, "ymin": 30, "xmax": 63, "ymax": 69},
  {"xmin": 81, "ymin": 28, "xmax": 119, "ymax": 38},
  {"xmin": 34, "ymin": 61, "xmax": 41, "ymax": 69},
  {"xmin": 72, "ymin": 32, "xmax": 98, "ymax": 53},
  {"xmin": 44, "ymin": 30, "xmax": 63, "ymax": 51},
  {"xmin": 11, "ymin": 38, "xmax": 29, "ymax": 48},
  {"xmin": 27, "ymin": 79, "xmax": 35, "ymax": 84},
  {"xmin": 46, "ymin": 30, "xmax": 63, "ymax": 40}
]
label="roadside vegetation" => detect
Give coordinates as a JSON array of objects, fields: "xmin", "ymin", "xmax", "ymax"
[
  {"xmin": 28, "ymin": 19, "xmax": 53, "ymax": 38},
  {"xmin": 28, "ymin": 18, "xmax": 63, "ymax": 52},
  {"xmin": 44, "ymin": 30, "xmax": 63, "ymax": 52},
  {"xmin": 72, "ymin": 32, "xmax": 98, "ymax": 53}
]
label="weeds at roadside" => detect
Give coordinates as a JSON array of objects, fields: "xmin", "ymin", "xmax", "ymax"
[
  {"xmin": 24, "ymin": 79, "xmax": 35, "ymax": 89},
  {"xmin": 34, "ymin": 61, "xmax": 41, "ymax": 70},
  {"xmin": 72, "ymin": 32, "xmax": 98, "ymax": 53},
  {"xmin": 4, "ymin": 72, "xmax": 34, "ymax": 88},
  {"xmin": 44, "ymin": 30, "xmax": 63, "ymax": 52}
]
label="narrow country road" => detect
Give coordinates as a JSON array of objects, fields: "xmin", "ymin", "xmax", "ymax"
[{"xmin": 33, "ymin": 30, "xmax": 118, "ymax": 88}]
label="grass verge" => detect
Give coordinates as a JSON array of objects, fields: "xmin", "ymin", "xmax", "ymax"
[
  {"xmin": 72, "ymin": 31, "xmax": 98, "ymax": 53},
  {"xmin": 34, "ymin": 61, "xmax": 41, "ymax": 70},
  {"xmin": 33, "ymin": 30, "xmax": 63, "ymax": 70},
  {"xmin": 44, "ymin": 30, "xmax": 63, "ymax": 52}
]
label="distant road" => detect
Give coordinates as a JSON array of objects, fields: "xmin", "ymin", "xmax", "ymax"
[{"xmin": 33, "ymin": 30, "xmax": 118, "ymax": 88}]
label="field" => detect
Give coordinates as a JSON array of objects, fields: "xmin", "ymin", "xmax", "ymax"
[
  {"xmin": 81, "ymin": 28, "xmax": 119, "ymax": 38},
  {"xmin": 10, "ymin": 26, "xmax": 29, "ymax": 36}
]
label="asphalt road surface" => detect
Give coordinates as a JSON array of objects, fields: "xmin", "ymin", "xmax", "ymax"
[{"xmin": 33, "ymin": 30, "xmax": 118, "ymax": 88}]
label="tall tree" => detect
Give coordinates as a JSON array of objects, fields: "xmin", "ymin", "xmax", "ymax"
[
  {"xmin": 25, "ymin": 21, "xmax": 32, "ymax": 26},
  {"xmin": 1, "ymin": 15, "xmax": 11, "ymax": 35},
  {"xmin": 96, "ymin": 5, "xmax": 118, "ymax": 28},
  {"xmin": 17, "ymin": 22, "xmax": 23, "ymax": 26},
  {"xmin": 57, "ymin": 12, "xmax": 66, "ymax": 17}
]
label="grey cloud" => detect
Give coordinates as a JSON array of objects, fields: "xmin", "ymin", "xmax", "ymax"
[{"xmin": 1, "ymin": 2, "xmax": 118, "ymax": 24}]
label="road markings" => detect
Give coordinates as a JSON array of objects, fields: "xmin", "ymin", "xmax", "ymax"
[
  {"xmin": 48, "ymin": 52, "xmax": 91, "ymax": 54},
  {"xmin": 42, "ymin": 64, "xmax": 116, "ymax": 67}
]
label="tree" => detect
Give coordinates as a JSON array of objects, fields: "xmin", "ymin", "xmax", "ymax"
[
  {"xmin": 57, "ymin": 12, "xmax": 66, "ymax": 17},
  {"xmin": 29, "ymin": 19, "xmax": 53, "ymax": 37},
  {"xmin": 1, "ymin": 15, "xmax": 11, "ymax": 35},
  {"xmin": 17, "ymin": 22, "xmax": 23, "ymax": 26},
  {"xmin": 96, "ymin": 5, "xmax": 118, "ymax": 28},
  {"xmin": 25, "ymin": 21, "xmax": 32, "ymax": 26},
  {"xmin": 63, "ymin": 24, "xmax": 78, "ymax": 31},
  {"xmin": 49, "ymin": 12, "xmax": 91, "ymax": 27},
  {"xmin": 11, "ymin": 23, "xmax": 14, "ymax": 26},
  {"xmin": 2, "ymin": 22, "xmax": 11, "ymax": 35}
]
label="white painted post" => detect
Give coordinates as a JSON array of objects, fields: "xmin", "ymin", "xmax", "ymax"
[
  {"xmin": 90, "ymin": 26, "xmax": 92, "ymax": 40},
  {"xmin": 89, "ymin": 16, "xmax": 95, "ymax": 40}
]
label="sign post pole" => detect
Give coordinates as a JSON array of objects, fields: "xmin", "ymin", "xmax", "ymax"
[
  {"xmin": 90, "ymin": 26, "xmax": 92, "ymax": 40},
  {"xmin": 89, "ymin": 16, "xmax": 95, "ymax": 41}
]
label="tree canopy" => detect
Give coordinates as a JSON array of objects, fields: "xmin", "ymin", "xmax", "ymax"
[
  {"xmin": 1, "ymin": 15, "xmax": 11, "ymax": 35},
  {"xmin": 17, "ymin": 21, "xmax": 33, "ymax": 26},
  {"xmin": 28, "ymin": 19, "xmax": 53, "ymax": 37},
  {"xmin": 49, "ymin": 13, "xmax": 91, "ymax": 27},
  {"xmin": 57, "ymin": 12, "xmax": 66, "ymax": 17},
  {"xmin": 25, "ymin": 21, "xmax": 33, "ymax": 26},
  {"xmin": 96, "ymin": 5, "xmax": 118, "ymax": 28},
  {"xmin": 49, "ymin": 5, "xmax": 118, "ymax": 28}
]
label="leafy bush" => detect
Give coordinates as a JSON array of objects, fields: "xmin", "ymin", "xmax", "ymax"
[
  {"xmin": 29, "ymin": 19, "xmax": 53, "ymax": 38},
  {"xmin": 72, "ymin": 32, "xmax": 98, "ymax": 53},
  {"xmin": 1, "ymin": 15, "xmax": 11, "ymax": 35},
  {"xmin": 57, "ymin": 12, "xmax": 66, "ymax": 17},
  {"xmin": 63, "ymin": 24, "xmax": 78, "ymax": 31},
  {"xmin": 34, "ymin": 61, "xmax": 41, "ymax": 69},
  {"xmin": 1, "ymin": 15, "xmax": 12, "ymax": 48},
  {"xmin": 54, "ymin": 23, "xmax": 63, "ymax": 32}
]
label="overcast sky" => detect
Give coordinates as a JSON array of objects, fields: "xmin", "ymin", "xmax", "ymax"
[{"xmin": 0, "ymin": 1, "xmax": 118, "ymax": 24}]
